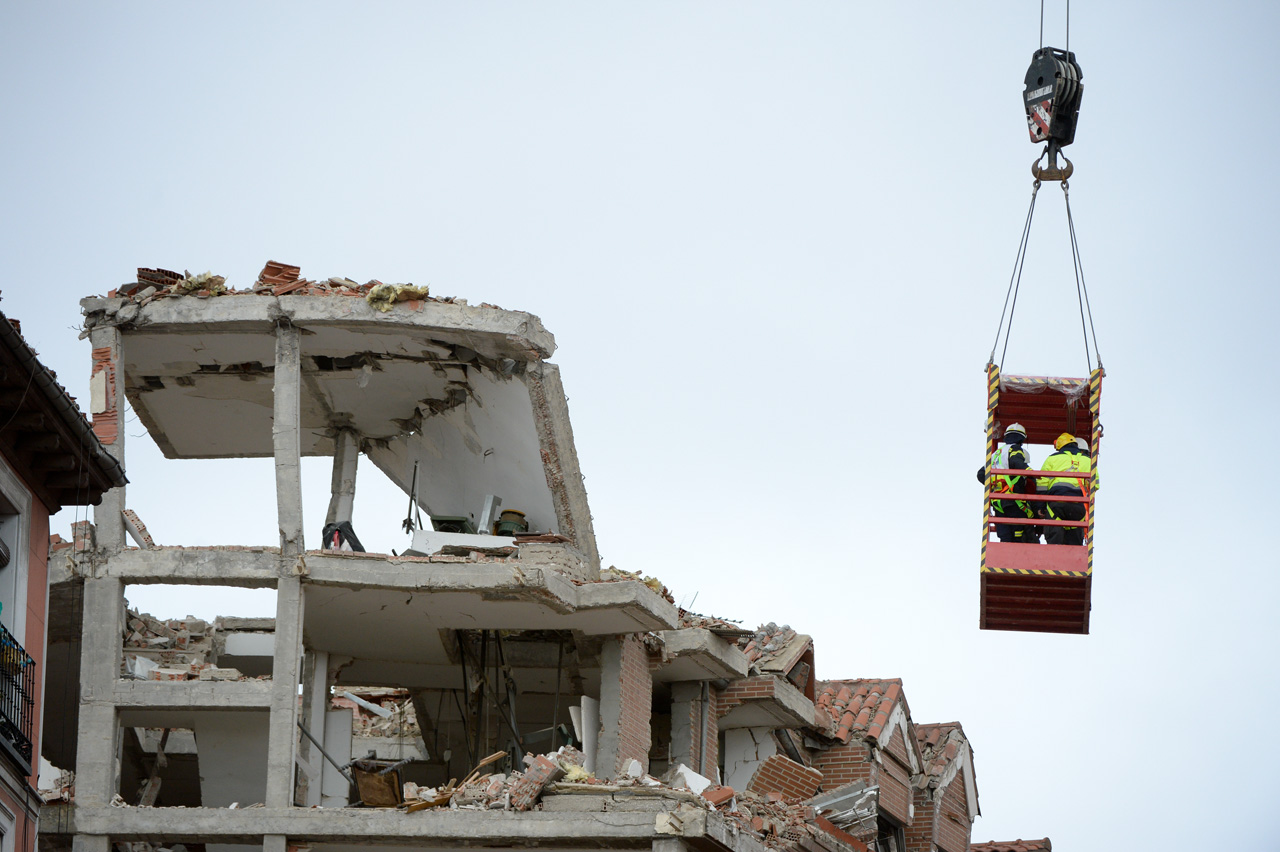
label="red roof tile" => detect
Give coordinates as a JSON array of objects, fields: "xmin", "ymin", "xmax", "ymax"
[
  {"xmin": 814, "ymin": 678, "xmax": 904, "ymax": 744},
  {"xmin": 970, "ymin": 839, "xmax": 1051, "ymax": 852},
  {"xmin": 915, "ymin": 721, "xmax": 967, "ymax": 784}
]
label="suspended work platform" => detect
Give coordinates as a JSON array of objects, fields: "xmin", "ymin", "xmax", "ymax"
[{"xmin": 979, "ymin": 364, "xmax": 1102, "ymax": 635}]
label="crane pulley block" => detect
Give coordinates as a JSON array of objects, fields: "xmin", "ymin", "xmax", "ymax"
[{"xmin": 1024, "ymin": 47, "xmax": 1083, "ymax": 147}]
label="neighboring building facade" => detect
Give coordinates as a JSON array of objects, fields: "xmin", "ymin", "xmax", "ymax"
[{"xmin": 0, "ymin": 311, "xmax": 123, "ymax": 852}]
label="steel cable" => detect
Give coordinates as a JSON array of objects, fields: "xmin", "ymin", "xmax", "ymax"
[
  {"xmin": 989, "ymin": 181, "xmax": 1041, "ymax": 369},
  {"xmin": 1062, "ymin": 180, "xmax": 1102, "ymax": 370}
]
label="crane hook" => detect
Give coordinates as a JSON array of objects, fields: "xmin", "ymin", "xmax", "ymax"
[{"xmin": 1031, "ymin": 142, "xmax": 1073, "ymax": 182}]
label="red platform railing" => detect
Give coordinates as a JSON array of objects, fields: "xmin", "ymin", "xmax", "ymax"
[{"xmin": 983, "ymin": 467, "xmax": 1093, "ymax": 534}]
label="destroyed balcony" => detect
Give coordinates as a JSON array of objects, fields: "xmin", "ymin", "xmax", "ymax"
[{"xmin": 0, "ymin": 619, "xmax": 34, "ymax": 774}]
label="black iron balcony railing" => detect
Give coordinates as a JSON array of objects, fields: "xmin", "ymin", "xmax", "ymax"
[{"xmin": 0, "ymin": 620, "xmax": 34, "ymax": 774}]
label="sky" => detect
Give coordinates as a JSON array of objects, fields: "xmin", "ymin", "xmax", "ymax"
[{"xmin": 3, "ymin": 2, "xmax": 1279, "ymax": 847}]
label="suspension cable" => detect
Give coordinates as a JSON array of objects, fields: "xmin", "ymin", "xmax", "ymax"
[
  {"xmin": 1062, "ymin": 180, "xmax": 1102, "ymax": 370},
  {"xmin": 1041, "ymin": 1, "xmax": 1071, "ymax": 51},
  {"xmin": 988, "ymin": 180, "xmax": 1041, "ymax": 368}
]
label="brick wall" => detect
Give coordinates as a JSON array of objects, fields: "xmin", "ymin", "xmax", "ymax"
[
  {"xmin": 812, "ymin": 741, "xmax": 873, "ymax": 792},
  {"xmin": 747, "ymin": 753, "xmax": 823, "ymax": 800},
  {"xmin": 934, "ymin": 767, "xmax": 972, "ymax": 852},
  {"xmin": 90, "ymin": 346, "xmax": 118, "ymax": 444},
  {"xmin": 705, "ymin": 685, "xmax": 720, "ymax": 775},
  {"xmin": 718, "ymin": 675, "xmax": 779, "ymax": 717},
  {"xmin": 906, "ymin": 788, "xmax": 937, "ymax": 852},
  {"xmin": 906, "ymin": 765, "xmax": 972, "ymax": 852},
  {"xmin": 878, "ymin": 751, "xmax": 912, "ymax": 824},
  {"xmin": 616, "ymin": 634, "xmax": 652, "ymax": 775}
]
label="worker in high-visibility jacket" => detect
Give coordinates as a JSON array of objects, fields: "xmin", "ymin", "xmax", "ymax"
[
  {"xmin": 976, "ymin": 423, "xmax": 1038, "ymax": 543},
  {"xmin": 1038, "ymin": 433, "xmax": 1092, "ymax": 545}
]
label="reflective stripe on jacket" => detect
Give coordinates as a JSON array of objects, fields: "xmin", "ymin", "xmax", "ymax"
[
  {"xmin": 991, "ymin": 444, "xmax": 1034, "ymax": 516},
  {"xmin": 1039, "ymin": 446, "xmax": 1092, "ymax": 491}
]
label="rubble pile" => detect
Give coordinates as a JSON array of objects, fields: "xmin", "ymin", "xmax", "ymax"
[
  {"xmin": 122, "ymin": 607, "xmax": 216, "ymax": 680},
  {"xmin": 678, "ymin": 610, "xmax": 747, "ymax": 632},
  {"xmin": 597, "ymin": 566, "xmax": 676, "ymax": 603},
  {"xmin": 111, "ymin": 262, "xmax": 493, "ymax": 311},
  {"xmin": 397, "ymin": 746, "xmax": 588, "ymax": 813},
  {"xmin": 121, "ymin": 606, "xmax": 267, "ymax": 682},
  {"xmin": 332, "ymin": 687, "xmax": 422, "ymax": 738}
]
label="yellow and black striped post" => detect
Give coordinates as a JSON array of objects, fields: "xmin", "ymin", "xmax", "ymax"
[
  {"xmin": 1084, "ymin": 367, "xmax": 1103, "ymax": 576},
  {"xmin": 980, "ymin": 363, "xmax": 1000, "ymax": 574}
]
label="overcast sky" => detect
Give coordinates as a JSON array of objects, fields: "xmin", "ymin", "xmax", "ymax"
[{"xmin": 3, "ymin": 2, "xmax": 1278, "ymax": 848}]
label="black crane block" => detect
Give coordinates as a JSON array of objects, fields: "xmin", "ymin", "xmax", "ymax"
[{"xmin": 1024, "ymin": 47, "xmax": 1084, "ymax": 147}]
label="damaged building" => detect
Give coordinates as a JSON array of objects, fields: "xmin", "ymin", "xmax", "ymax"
[{"xmin": 42, "ymin": 265, "xmax": 996, "ymax": 852}]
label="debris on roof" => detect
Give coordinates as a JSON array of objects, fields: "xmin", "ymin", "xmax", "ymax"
[
  {"xmin": 598, "ymin": 566, "xmax": 675, "ymax": 603},
  {"xmin": 366, "ymin": 282, "xmax": 431, "ymax": 312},
  {"xmin": 106, "ymin": 263, "xmax": 473, "ymax": 310}
]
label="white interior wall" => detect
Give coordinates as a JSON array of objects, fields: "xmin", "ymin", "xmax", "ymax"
[
  {"xmin": 723, "ymin": 727, "xmax": 777, "ymax": 791},
  {"xmin": 194, "ymin": 711, "xmax": 270, "ymax": 806}
]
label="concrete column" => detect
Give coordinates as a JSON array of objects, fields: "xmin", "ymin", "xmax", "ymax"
[
  {"xmin": 88, "ymin": 326, "xmax": 126, "ymax": 553},
  {"xmin": 595, "ymin": 635, "xmax": 652, "ymax": 779},
  {"xmin": 265, "ymin": 577, "xmax": 304, "ymax": 807},
  {"xmin": 299, "ymin": 649, "xmax": 329, "ymax": 806},
  {"xmin": 74, "ymin": 577, "xmax": 123, "ymax": 806},
  {"xmin": 262, "ymin": 836, "xmax": 287, "ymax": 852},
  {"xmin": 273, "ymin": 324, "xmax": 304, "ymax": 555},
  {"xmin": 324, "ymin": 429, "xmax": 359, "ymax": 527}
]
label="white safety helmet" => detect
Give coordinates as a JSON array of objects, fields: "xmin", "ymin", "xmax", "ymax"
[{"xmin": 1004, "ymin": 423, "xmax": 1027, "ymax": 443}]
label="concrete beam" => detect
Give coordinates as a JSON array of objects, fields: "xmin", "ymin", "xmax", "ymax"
[
  {"xmin": 97, "ymin": 547, "xmax": 279, "ymax": 586},
  {"xmin": 112, "ymin": 679, "xmax": 273, "ymax": 709},
  {"xmin": 653, "ymin": 630, "xmax": 750, "ymax": 683},
  {"xmin": 70, "ymin": 835, "xmax": 109, "ymax": 852},
  {"xmin": 82, "ymin": 294, "xmax": 556, "ymax": 361},
  {"xmin": 302, "ymin": 554, "xmax": 677, "ymax": 634},
  {"xmin": 274, "ymin": 324, "xmax": 304, "ymax": 555},
  {"xmin": 59, "ymin": 805, "xmax": 663, "ymax": 844}
]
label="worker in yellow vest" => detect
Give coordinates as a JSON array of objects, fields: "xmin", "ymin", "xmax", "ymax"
[
  {"xmin": 976, "ymin": 423, "xmax": 1038, "ymax": 543},
  {"xmin": 1039, "ymin": 433, "xmax": 1092, "ymax": 545}
]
